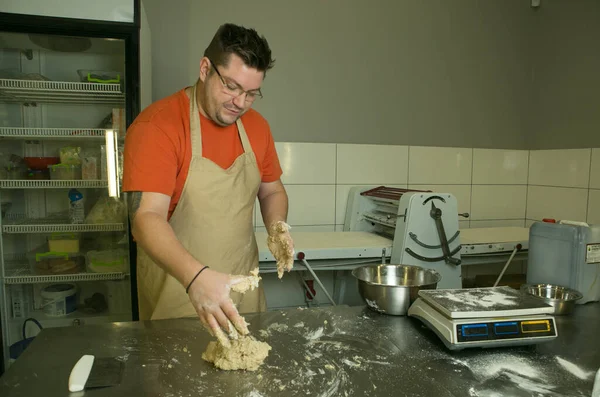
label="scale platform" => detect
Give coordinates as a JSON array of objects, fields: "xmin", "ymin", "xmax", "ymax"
[{"xmin": 408, "ymin": 286, "xmax": 558, "ymax": 350}]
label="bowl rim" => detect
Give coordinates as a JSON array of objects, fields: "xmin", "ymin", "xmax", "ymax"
[
  {"xmin": 351, "ymin": 263, "xmax": 442, "ymax": 287},
  {"xmin": 520, "ymin": 283, "xmax": 583, "ymax": 302}
]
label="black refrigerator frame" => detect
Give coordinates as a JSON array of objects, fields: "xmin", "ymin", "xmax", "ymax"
[{"xmin": 0, "ymin": 0, "xmax": 142, "ymax": 375}]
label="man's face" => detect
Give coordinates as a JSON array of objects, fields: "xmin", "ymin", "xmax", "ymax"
[{"xmin": 200, "ymin": 54, "xmax": 264, "ymax": 127}]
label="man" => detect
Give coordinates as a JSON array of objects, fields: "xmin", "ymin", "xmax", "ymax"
[{"xmin": 123, "ymin": 23, "xmax": 294, "ymax": 340}]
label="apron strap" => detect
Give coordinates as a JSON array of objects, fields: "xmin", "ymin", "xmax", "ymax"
[
  {"xmin": 236, "ymin": 118, "xmax": 252, "ymax": 154},
  {"xmin": 189, "ymin": 84, "xmax": 203, "ymax": 157}
]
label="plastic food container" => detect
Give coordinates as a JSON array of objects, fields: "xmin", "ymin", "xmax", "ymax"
[
  {"xmin": 48, "ymin": 164, "xmax": 82, "ymax": 180},
  {"xmin": 81, "ymin": 156, "xmax": 98, "ymax": 180},
  {"xmin": 86, "ymin": 249, "xmax": 128, "ymax": 273},
  {"xmin": 28, "ymin": 250, "xmax": 84, "ymax": 275},
  {"xmin": 59, "ymin": 146, "xmax": 81, "ymax": 165},
  {"xmin": 48, "ymin": 233, "xmax": 80, "ymax": 252},
  {"xmin": 24, "ymin": 157, "xmax": 60, "ymax": 170},
  {"xmin": 41, "ymin": 284, "xmax": 77, "ymax": 317}
]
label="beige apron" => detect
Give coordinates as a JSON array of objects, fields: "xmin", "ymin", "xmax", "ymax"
[{"xmin": 136, "ymin": 84, "xmax": 266, "ymax": 320}]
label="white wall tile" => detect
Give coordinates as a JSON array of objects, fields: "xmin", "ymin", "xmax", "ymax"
[
  {"xmin": 407, "ymin": 184, "xmax": 471, "ymax": 215},
  {"xmin": 470, "ymin": 185, "xmax": 527, "ymax": 220},
  {"xmin": 275, "ymin": 142, "xmax": 336, "ymax": 184},
  {"xmin": 256, "ymin": 185, "xmax": 335, "ymax": 227},
  {"xmin": 335, "ymin": 184, "xmax": 373, "ymax": 226},
  {"xmin": 336, "ymin": 144, "xmax": 408, "ymax": 184},
  {"xmin": 588, "ymin": 189, "xmax": 600, "ymax": 224},
  {"xmin": 590, "ymin": 149, "xmax": 600, "ymax": 189},
  {"xmin": 528, "ymin": 149, "xmax": 591, "ymax": 188},
  {"xmin": 470, "ymin": 219, "xmax": 526, "ymax": 228},
  {"xmin": 526, "ymin": 186, "xmax": 588, "ymax": 222},
  {"xmin": 472, "ymin": 149, "xmax": 528, "ymax": 185},
  {"xmin": 409, "ymin": 146, "xmax": 472, "ymax": 184}
]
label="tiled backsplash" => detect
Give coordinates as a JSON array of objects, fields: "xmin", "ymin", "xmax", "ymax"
[{"xmin": 254, "ymin": 144, "xmax": 600, "ymax": 231}]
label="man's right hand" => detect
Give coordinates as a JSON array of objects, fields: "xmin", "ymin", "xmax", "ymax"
[{"xmin": 187, "ymin": 267, "xmax": 249, "ymax": 343}]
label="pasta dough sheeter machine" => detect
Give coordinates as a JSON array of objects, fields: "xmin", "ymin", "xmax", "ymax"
[{"xmin": 408, "ymin": 286, "xmax": 558, "ymax": 350}]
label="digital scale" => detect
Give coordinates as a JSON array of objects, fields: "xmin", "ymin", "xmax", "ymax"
[{"xmin": 408, "ymin": 286, "xmax": 558, "ymax": 350}]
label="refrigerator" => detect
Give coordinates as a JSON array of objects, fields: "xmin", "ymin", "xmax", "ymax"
[{"xmin": 0, "ymin": 0, "xmax": 151, "ymax": 373}]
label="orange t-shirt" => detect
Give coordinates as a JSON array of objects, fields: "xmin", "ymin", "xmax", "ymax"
[{"xmin": 122, "ymin": 89, "xmax": 282, "ymax": 219}]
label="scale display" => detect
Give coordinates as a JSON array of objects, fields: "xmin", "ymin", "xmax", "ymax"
[{"xmin": 408, "ymin": 286, "xmax": 558, "ymax": 350}]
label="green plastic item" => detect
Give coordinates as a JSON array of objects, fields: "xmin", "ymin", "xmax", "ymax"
[
  {"xmin": 92, "ymin": 258, "xmax": 124, "ymax": 267},
  {"xmin": 86, "ymin": 73, "xmax": 120, "ymax": 84},
  {"xmin": 35, "ymin": 251, "xmax": 70, "ymax": 261}
]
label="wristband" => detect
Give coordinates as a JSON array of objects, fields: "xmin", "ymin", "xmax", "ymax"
[{"xmin": 186, "ymin": 266, "xmax": 209, "ymax": 294}]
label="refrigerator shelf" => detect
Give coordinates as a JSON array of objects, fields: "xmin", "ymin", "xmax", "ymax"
[
  {"xmin": 0, "ymin": 127, "xmax": 121, "ymax": 140},
  {"xmin": 0, "ymin": 180, "xmax": 109, "ymax": 189},
  {"xmin": 2, "ymin": 255, "xmax": 128, "ymax": 284},
  {"xmin": 3, "ymin": 264, "xmax": 126, "ymax": 284},
  {"xmin": 9, "ymin": 309, "xmax": 131, "ymax": 327},
  {"xmin": 0, "ymin": 78, "xmax": 125, "ymax": 105},
  {"xmin": 2, "ymin": 216, "xmax": 125, "ymax": 233}
]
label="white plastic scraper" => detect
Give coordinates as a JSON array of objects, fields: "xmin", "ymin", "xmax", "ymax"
[{"xmin": 68, "ymin": 354, "xmax": 123, "ymax": 392}]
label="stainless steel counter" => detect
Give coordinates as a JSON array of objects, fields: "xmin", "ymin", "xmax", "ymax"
[{"xmin": 1, "ymin": 303, "xmax": 599, "ymax": 397}]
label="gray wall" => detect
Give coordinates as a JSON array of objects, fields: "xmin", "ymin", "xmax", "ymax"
[
  {"xmin": 141, "ymin": 0, "xmax": 191, "ymax": 105},
  {"xmin": 141, "ymin": 0, "xmax": 598, "ymax": 150},
  {"xmin": 528, "ymin": 0, "xmax": 600, "ymax": 149}
]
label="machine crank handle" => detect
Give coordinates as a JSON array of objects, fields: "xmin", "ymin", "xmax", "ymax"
[
  {"xmin": 430, "ymin": 202, "xmax": 462, "ymax": 266},
  {"xmin": 445, "ymin": 255, "xmax": 461, "ymax": 266},
  {"xmin": 459, "ymin": 213, "xmax": 470, "ymax": 218},
  {"xmin": 405, "ymin": 246, "xmax": 462, "ymax": 265}
]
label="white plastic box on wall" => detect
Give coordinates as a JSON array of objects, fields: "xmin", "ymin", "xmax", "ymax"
[{"xmin": 0, "ymin": 0, "xmax": 135, "ymax": 23}]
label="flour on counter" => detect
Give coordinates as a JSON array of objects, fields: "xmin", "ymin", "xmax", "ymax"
[
  {"xmin": 459, "ymin": 353, "xmax": 541, "ymax": 379},
  {"xmin": 294, "ymin": 322, "xmax": 305, "ymax": 328},
  {"xmin": 342, "ymin": 359, "xmax": 361, "ymax": 368},
  {"xmin": 266, "ymin": 323, "xmax": 289, "ymax": 332},
  {"xmin": 305, "ymin": 327, "xmax": 324, "ymax": 341},
  {"xmin": 502, "ymin": 371, "xmax": 557, "ymax": 394},
  {"xmin": 556, "ymin": 356, "xmax": 595, "ymax": 380}
]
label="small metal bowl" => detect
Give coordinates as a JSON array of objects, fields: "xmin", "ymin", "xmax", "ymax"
[
  {"xmin": 520, "ymin": 283, "xmax": 583, "ymax": 315},
  {"xmin": 352, "ymin": 264, "xmax": 441, "ymax": 316}
]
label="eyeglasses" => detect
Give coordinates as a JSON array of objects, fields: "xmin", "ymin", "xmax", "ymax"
[{"xmin": 208, "ymin": 59, "xmax": 263, "ymax": 103}]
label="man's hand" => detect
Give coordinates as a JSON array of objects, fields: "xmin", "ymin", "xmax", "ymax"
[
  {"xmin": 257, "ymin": 180, "xmax": 294, "ymax": 278},
  {"xmin": 267, "ymin": 221, "xmax": 295, "ymax": 278},
  {"xmin": 187, "ymin": 268, "xmax": 249, "ymax": 346}
]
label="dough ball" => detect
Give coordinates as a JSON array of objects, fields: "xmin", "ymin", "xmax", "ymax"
[{"xmin": 202, "ymin": 336, "xmax": 272, "ymax": 371}]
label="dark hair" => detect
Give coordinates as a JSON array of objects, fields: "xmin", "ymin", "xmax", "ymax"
[{"xmin": 204, "ymin": 23, "xmax": 275, "ymax": 75}]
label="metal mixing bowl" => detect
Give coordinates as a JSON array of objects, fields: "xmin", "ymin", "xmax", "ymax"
[
  {"xmin": 352, "ymin": 264, "xmax": 441, "ymax": 315},
  {"xmin": 520, "ymin": 283, "xmax": 583, "ymax": 315}
]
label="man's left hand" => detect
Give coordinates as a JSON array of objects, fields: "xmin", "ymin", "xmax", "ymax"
[{"xmin": 267, "ymin": 221, "xmax": 295, "ymax": 278}]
